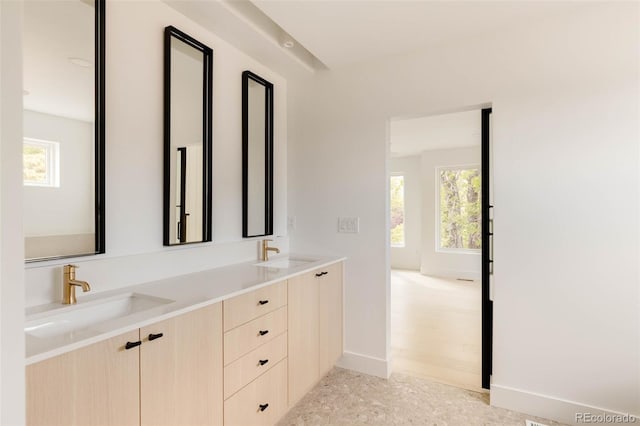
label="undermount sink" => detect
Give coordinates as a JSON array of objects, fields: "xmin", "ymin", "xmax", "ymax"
[
  {"xmin": 254, "ymin": 257, "xmax": 317, "ymax": 269},
  {"xmin": 25, "ymin": 292, "xmax": 174, "ymax": 339}
]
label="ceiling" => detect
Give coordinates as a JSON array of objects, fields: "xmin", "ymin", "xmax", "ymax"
[
  {"xmin": 390, "ymin": 109, "xmax": 480, "ymax": 158},
  {"xmin": 251, "ymin": 0, "xmax": 583, "ymax": 69},
  {"xmin": 23, "ymin": 0, "xmax": 95, "ymax": 122}
]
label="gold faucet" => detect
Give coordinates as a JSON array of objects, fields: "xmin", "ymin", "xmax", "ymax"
[
  {"xmin": 62, "ymin": 264, "xmax": 91, "ymax": 305},
  {"xmin": 261, "ymin": 239, "xmax": 280, "ymax": 261}
]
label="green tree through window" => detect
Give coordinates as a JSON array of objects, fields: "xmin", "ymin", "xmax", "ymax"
[
  {"xmin": 390, "ymin": 175, "xmax": 405, "ymax": 246},
  {"xmin": 439, "ymin": 168, "xmax": 481, "ymax": 250}
]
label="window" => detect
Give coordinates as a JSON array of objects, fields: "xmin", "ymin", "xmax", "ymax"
[
  {"xmin": 23, "ymin": 138, "xmax": 60, "ymax": 187},
  {"xmin": 438, "ymin": 167, "xmax": 480, "ymax": 251},
  {"xmin": 390, "ymin": 175, "xmax": 405, "ymax": 247}
]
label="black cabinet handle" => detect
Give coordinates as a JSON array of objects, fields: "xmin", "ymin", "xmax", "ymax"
[
  {"xmin": 258, "ymin": 300, "xmax": 269, "ymax": 305},
  {"xmin": 259, "ymin": 330, "xmax": 269, "ymax": 336},
  {"xmin": 259, "ymin": 359, "xmax": 269, "ymax": 366},
  {"xmin": 259, "ymin": 403, "xmax": 269, "ymax": 412},
  {"xmin": 322, "ymin": 271, "xmax": 328, "ymax": 276},
  {"xmin": 315, "ymin": 273, "xmax": 323, "ymax": 277},
  {"xmin": 148, "ymin": 333, "xmax": 164, "ymax": 341},
  {"xmin": 125, "ymin": 341, "xmax": 141, "ymax": 350}
]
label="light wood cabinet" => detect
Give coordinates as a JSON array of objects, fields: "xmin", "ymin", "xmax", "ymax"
[
  {"xmin": 27, "ymin": 304, "xmax": 223, "ymax": 426},
  {"xmin": 288, "ymin": 263, "xmax": 344, "ymax": 406},
  {"xmin": 224, "ymin": 359, "xmax": 288, "ymax": 426},
  {"xmin": 140, "ymin": 303, "xmax": 223, "ymax": 426},
  {"xmin": 224, "ymin": 332, "xmax": 287, "ymax": 399},
  {"xmin": 319, "ymin": 261, "xmax": 343, "ymax": 375},
  {"xmin": 27, "ymin": 261, "xmax": 343, "ymax": 426},
  {"xmin": 287, "ymin": 270, "xmax": 320, "ymax": 406},
  {"xmin": 223, "ymin": 280, "xmax": 286, "ymax": 331},
  {"xmin": 222, "ymin": 282, "xmax": 289, "ymax": 425},
  {"xmin": 223, "ymin": 306, "xmax": 287, "ymax": 364},
  {"xmin": 27, "ymin": 329, "xmax": 140, "ymax": 426}
]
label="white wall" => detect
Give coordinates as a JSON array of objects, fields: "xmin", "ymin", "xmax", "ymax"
[
  {"xmin": 288, "ymin": 3, "xmax": 639, "ymax": 422},
  {"xmin": 23, "ymin": 110, "xmax": 94, "ymax": 237},
  {"xmin": 0, "ymin": 1, "xmax": 26, "ymax": 423},
  {"xmin": 420, "ymin": 147, "xmax": 481, "ymax": 280},
  {"xmin": 389, "ymin": 155, "xmax": 421, "ymax": 270},
  {"xmin": 25, "ymin": 0, "xmax": 289, "ymax": 306}
]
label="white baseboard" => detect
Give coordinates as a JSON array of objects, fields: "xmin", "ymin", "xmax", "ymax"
[
  {"xmin": 336, "ymin": 351, "xmax": 390, "ymax": 379},
  {"xmin": 491, "ymin": 384, "xmax": 639, "ymax": 426}
]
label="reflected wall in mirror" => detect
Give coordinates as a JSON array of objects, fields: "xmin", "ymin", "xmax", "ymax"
[
  {"xmin": 164, "ymin": 26, "xmax": 213, "ymax": 246},
  {"xmin": 23, "ymin": 0, "xmax": 105, "ymax": 261},
  {"xmin": 242, "ymin": 71, "xmax": 273, "ymax": 238}
]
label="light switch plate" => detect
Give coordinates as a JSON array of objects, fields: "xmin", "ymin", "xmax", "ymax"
[{"xmin": 338, "ymin": 217, "xmax": 359, "ymax": 233}]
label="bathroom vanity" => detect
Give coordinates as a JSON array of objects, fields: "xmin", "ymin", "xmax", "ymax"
[{"xmin": 25, "ymin": 256, "xmax": 344, "ymax": 426}]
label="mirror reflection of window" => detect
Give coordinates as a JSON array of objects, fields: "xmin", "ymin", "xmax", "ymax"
[{"xmin": 23, "ymin": 138, "xmax": 60, "ymax": 187}]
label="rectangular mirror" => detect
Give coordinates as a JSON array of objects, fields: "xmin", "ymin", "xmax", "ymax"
[
  {"xmin": 242, "ymin": 71, "xmax": 273, "ymax": 238},
  {"xmin": 23, "ymin": 0, "xmax": 105, "ymax": 262},
  {"xmin": 164, "ymin": 26, "xmax": 213, "ymax": 245}
]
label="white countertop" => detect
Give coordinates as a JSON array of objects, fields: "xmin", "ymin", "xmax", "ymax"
[{"xmin": 25, "ymin": 254, "xmax": 345, "ymax": 365}]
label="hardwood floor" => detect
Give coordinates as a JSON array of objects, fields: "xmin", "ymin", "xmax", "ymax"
[{"xmin": 391, "ymin": 269, "xmax": 483, "ymax": 392}]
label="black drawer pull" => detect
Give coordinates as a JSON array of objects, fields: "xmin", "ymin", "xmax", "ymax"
[
  {"xmin": 259, "ymin": 359, "xmax": 269, "ymax": 366},
  {"xmin": 259, "ymin": 403, "xmax": 269, "ymax": 412},
  {"xmin": 125, "ymin": 341, "xmax": 141, "ymax": 350},
  {"xmin": 315, "ymin": 273, "xmax": 323, "ymax": 277},
  {"xmin": 148, "ymin": 333, "xmax": 164, "ymax": 341},
  {"xmin": 321, "ymin": 271, "xmax": 328, "ymax": 276},
  {"xmin": 259, "ymin": 330, "xmax": 269, "ymax": 336},
  {"xmin": 258, "ymin": 300, "xmax": 269, "ymax": 305}
]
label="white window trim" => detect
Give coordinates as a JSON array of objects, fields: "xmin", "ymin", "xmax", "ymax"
[
  {"xmin": 23, "ymin": 137, "xmax": 60, "ymax": 188},
  {"xmin": 435, "ymin": 164, "xmax": 481, "ymax": 254},
  {"xmin": 390, "ymin": 173, "xmax": 406, "ymax": 248}
]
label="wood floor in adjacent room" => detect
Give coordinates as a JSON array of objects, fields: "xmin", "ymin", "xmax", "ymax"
[{"xmin": 391, "ymin": 269, "xmax": 483, "ymax": 392}]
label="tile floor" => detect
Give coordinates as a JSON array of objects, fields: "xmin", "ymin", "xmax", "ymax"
[{"xmin": 278, "ymin": 368, "xmax": 566, "ymax": 426}]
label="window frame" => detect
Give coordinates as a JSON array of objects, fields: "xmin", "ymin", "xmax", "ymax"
[
  {"xmin": 390, "ymin": 173, "xmax": 406, "ymax": 248},
  {"xmin": 435, "ymin": 164, "xmax": 481, "ymax": 254},
  {"xmin": 23, "ymin": 137, "xmax": 60, "ymax": 188}
]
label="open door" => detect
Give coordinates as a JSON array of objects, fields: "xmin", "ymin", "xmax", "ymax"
[{"xmin": 481, "ymin": 107, "xmax": 493, "ymax": 389}]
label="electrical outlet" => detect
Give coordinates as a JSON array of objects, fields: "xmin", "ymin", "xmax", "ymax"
[
  {"xmin": 287, "ymin": 216, "xmax": 296, "ymax": 230},
  {"xmin": 338, "ymin": 217, "xmax": 359, "ymax": 233}
]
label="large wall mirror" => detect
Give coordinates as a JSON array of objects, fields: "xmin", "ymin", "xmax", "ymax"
[
  {"xmin": 23, "ymin": 0, "xmax": 105, "ymax": 262},
  {"xmin": 242, "ymin": 71, "xmax": 273, "ymax": 238},
  {"xmin": 163, "ymin": 26, "xmax": 212, "ymax": 246}
]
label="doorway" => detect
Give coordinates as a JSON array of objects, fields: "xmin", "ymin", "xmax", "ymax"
[{"xmin": 389, "ymin": 107, "xmax": 492, "ymax": 392}]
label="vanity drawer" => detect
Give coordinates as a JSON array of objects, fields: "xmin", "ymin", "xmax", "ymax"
[
  {"xmin": 224, "ymin": 359, "xmax": 288, "ymax": 426},
  {"xmin": 224, "ymin": 281, "xmax": 287, "ymax": 331},
  {"xmin": 224, "ymin": 332, "xmax": 287, "ymax": 399},
  {"xmin": 224, "ymin": 306, "xmax": 287, "ymax": 364}
]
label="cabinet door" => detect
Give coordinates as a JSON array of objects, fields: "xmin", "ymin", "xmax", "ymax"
[
  {"xmin": 27, "ymin": 329, "xmax": 140, "ymax": 426},
  {"xmin": 287, "ymin": 271, "xmax": 320, "ymax": 406},
  {"xmin": 319, "ymin": 261, "xmax": 343, "ymax": 375},
  {"xmin": 140, "ymin": 303, "xmax": 223, "ymax": 426}
]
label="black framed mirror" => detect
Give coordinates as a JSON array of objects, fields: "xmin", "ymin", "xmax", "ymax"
[
  {"xmin": 242, "ymin": 71, "xmax": 274, "ymax": 238},
  {"xmin": 163, "ymin": 26, "xmax": 213, "ymax": 246},
  {"xmin": 23, "ymin": 0, "xmax": 105, "ymax": 262}
]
